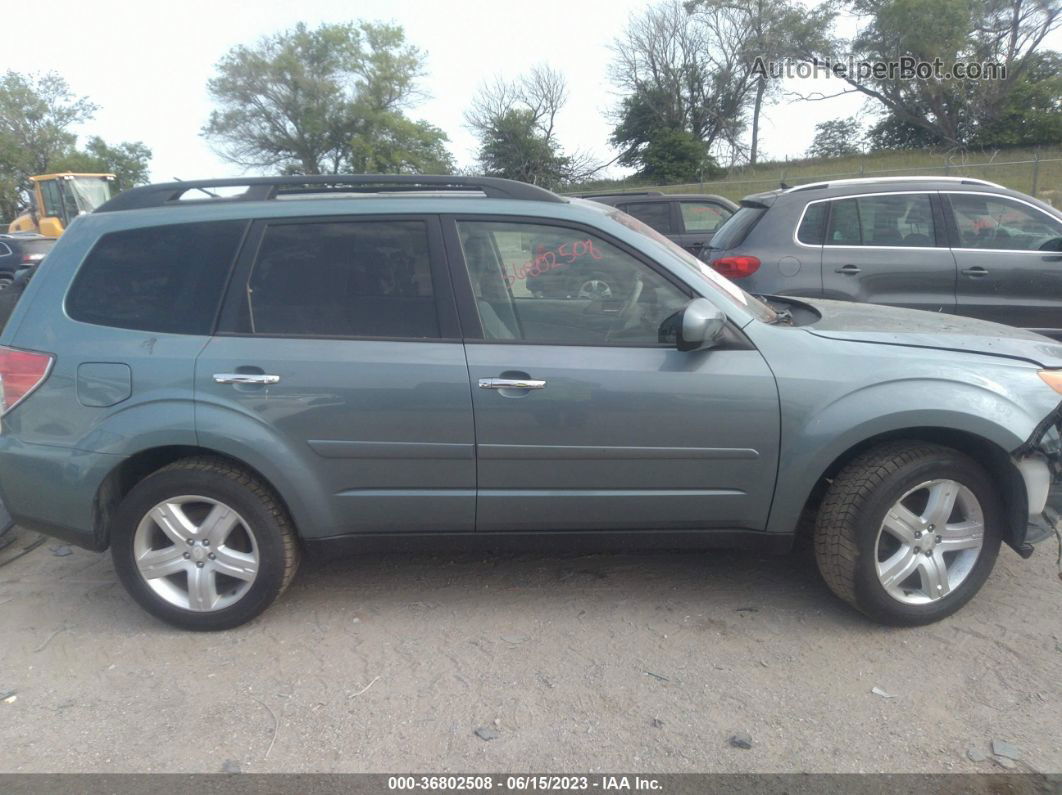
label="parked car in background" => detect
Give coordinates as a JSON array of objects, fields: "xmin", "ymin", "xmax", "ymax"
[
  {"xmin": 704, "ymin": 177, "xmax": 1062, "ymax": 340},
  {"xmin": 578, "ymin": 191, "xmax": 738, "ymax": 258},
  {"xmin": 0, "ymin": 175, "xmax": 1058, "ymax": 632},
  {"xmin": 0, "ymin": 233, "xmax": 54, "ymax": 291}
]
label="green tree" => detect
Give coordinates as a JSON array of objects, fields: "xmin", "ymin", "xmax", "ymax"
[
  {"xmin": 0, "ymin": 71, "xmax": 150, "ymax": 221},
  {"xmin": 807, "ymin": 118, "xmax": 863, "ymax": 158},
  {"xmin": 476, "ymin": 109, "xmax": 572, "ymax": 188},
  {"xmin": 971, "ymin": 51, "xmax": 1062, "ymax": 147},
  {"xmin": 465, "ymin": 65, "xmax": 598, "ymax": 187},
  {"xmin": 348, "ymin": 111, "xmax": 453, "ymax": 174},
  {"xmin": 801, "ymin": 0, "xmax": 1061, "ymax": 149},
  {"xmin": 54, "ymin": 138, "xmax": 153, "ymax": 191},
  {"xmin": 204, "ymin": 21, "xmax": 450, "ymax": 175}
]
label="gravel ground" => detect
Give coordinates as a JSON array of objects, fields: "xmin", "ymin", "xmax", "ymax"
[{"xmin": 0, "ymin": 490, "xmax": 1059, "ymax": 775}]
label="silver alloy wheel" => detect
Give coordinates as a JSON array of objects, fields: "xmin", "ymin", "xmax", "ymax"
[
  {"xmin": 133, "ymin": 495, "xmax": 259, "ymax": 612},
  {"xmin": 875, "ymin": 479, "xmax": 984, "ymax": 605},
  {"xmin": 578, "ymin": 278, "xmax": 612, "ymax": 300}
]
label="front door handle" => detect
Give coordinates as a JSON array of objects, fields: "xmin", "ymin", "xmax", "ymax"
[
  {"xmin": 479, "ymin": 378, "xmax": 546, "ymax": 390},
  {"xmin": 214, "ymin": 373, "xmax": 281, "ymax": 385},
  {"xmin": 961, "ymin": 266, "xmax": 989, "ymax": 277},
  {"xmin": 835, "ymin": 264, "xmax": 861, "ymax": 275}
]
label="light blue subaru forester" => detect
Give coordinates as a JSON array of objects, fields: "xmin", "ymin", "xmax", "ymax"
[{"xmin": 0, "ymin": 175, "xmax": 1058, "ymax": 630}]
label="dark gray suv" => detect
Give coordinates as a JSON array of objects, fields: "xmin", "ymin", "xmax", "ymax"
[{"xmin": 706, "ymin": 177, "xmax": 1062, "ymax": 340}]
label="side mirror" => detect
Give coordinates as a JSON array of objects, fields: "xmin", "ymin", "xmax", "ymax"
[{"xmin": 677, "ymin": 298, "xmax": 727, "ymax": 352}]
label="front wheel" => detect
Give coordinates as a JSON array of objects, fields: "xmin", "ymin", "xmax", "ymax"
[
  {"xmin": 814, "ymin": 442, "xmax": 1002, "ymax": 626},
  {"xmin": 110, "ymin": 457, "xmax": 300, "ymax": 630}
]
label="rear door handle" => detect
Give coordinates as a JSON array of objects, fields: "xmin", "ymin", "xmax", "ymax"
[
  {"xmin": 213, "ymin": 373, "xmax": 280, "ymax": 385},
  {"xmin": 961, "ymin": 266, "xmax": 989, "ymax": 277},
  {"xmin": 835, "ymin": 264, "xmax": 861, "ymax": 275},
  {"xmin": 478, "ymin": 378, "xmax": 546, "ymax": 390}
]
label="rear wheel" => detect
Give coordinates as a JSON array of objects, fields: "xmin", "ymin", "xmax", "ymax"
[
  {"xmin": 110, "ymin": 457, "xmax": 299, "ymax": 630},
  {"xmin": 814, "ymin": 442, "xmax": 1002, "ymax": 626}
]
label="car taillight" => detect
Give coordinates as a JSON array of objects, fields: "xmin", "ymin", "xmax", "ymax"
[
  {"xmin": 710, "ymin": 255, "xmax": 761, "ymax": 279},
  {"xmin": 21, "ymin": 254, "xmax": 44, "ymax": 264},
  {"xmin": 0, "ymin": 346, "xmax": 54, "ymax": 415}
]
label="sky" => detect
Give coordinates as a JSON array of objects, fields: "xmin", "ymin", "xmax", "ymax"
[{"xmin": 0, "ymin": 0, "xmax": 1020, "ymax": 183}]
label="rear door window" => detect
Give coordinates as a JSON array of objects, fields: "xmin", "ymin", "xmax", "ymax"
[
  {"xmin": 679, "ymin": 201, "xmax": 731, "ymax": 233},
  {"xmin": 66, "ymin": 221, "xmax": 247, "ymax": 334},
  {"xmin": 620, "ymin": 202, "xmax": 673, "ymax": 234},
  {"xmin": 826, "ymin": 194, "xmax": 936, "ymax": 247},
  {"xmin": 246, "ymin": 220, "xmax": 440, "ymax": 339}
]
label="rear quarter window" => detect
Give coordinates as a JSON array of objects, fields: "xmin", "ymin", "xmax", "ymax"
[
  {"xmin": 709, "ymin": 206, "xmax": 766, "ymax": 250},
  {"xmin": 66, "ymin": 221, "xmax": 247, "ymax": 334}
]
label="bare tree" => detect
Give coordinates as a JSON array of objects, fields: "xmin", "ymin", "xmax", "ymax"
[{"xmin": 465, "ymin": 65, "xmax": 601, "ymax": 186}]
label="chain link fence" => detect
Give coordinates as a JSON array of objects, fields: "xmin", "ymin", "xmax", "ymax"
[{"xmin": 585, "ymin": 151, "xmax": 1062, "ymax": 205}]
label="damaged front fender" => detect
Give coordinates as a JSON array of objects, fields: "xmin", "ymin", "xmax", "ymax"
[{"xmin": 1011, "ymin": 399, "xmax": 1062, "ymax": 556}]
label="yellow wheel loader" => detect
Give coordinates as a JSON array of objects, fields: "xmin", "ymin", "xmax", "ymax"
[{"xmin": 8, "ymin": 173, "xmax": 116, "ymax": 237}]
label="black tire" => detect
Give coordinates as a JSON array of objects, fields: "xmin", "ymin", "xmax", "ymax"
[
  {"xmin": 110, "ymin": 457, "xmax": 300, "ymax": 630},
  {"xmin": 814, "ymin": 441, "xmax": 1003, "ymax": 626}
]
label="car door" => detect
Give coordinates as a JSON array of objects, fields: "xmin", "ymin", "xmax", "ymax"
[
  {"xmin": 944, "ymin": 191, "xmax": 1062, "ymax": 338},
  {"xmin": 673, "ymin": 200, "xmax": 734, "ymax": 257},
  {"xmin": 819, "ymin": 192, "xmax": 958, "ymax": 313},
  {"xmin": 195, "ymin": 215, "xmax": 476, "ymax": 535},
  {"xmin": 444, "ymin": 216, "xmax": 780, "ymax": 534}
]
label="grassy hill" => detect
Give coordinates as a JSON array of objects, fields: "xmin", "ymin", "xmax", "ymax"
[{"xmin": 573, "ymin": 145, "xmax": 1062, "ymax": 205}]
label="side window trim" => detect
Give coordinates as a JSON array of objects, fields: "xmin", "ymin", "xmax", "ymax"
[
  {"xmin": 941, "ymin": 191, "xmax": 1062, "ymax": 254},
  {"xmin": 214, "ymin": 214, "xmax": 461, "ymax": 341},
  {"xmin": 439, "ymin": 214, "xmax": 694, "ymax": 345}
]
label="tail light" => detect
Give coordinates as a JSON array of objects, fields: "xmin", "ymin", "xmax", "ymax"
[
  {"xmin": 710, "ymin": 255, "xmax": 761, "ymax": 279},
  {"xmin": 21, "ymin": 254, "xmax": 44, "ymax": 264},
  {"xmin": 0, "ymin": 346, "xmax": 54, "ymax": 415}
]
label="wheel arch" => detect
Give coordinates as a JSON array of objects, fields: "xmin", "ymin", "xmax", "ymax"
[
  {"xmin": 93, "ymin": 445, "xmax": 301, "ymax": 550},
  {"xmin": 789, "ymin": 427, "xmax": 1028, "ymax": 553}
]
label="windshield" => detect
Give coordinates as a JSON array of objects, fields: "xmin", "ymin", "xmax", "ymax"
[
  {"xmin": 588, "ymin": 202, "xmax": 778, "ymax": 323},
  {"xmin": 68, "ymin": 177, "xmax": 115, "ymax": 213}
]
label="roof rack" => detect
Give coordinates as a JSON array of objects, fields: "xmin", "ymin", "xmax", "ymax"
[
  {"xmin": 785, "ymin": 176, "xmax": 1003, "ymax": 193},
  {"xmin": 95, "ymin": 175, "xmax": 565, "ymax": 213}
]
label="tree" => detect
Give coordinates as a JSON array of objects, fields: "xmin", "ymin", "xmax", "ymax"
[
  {"xmin": 800, "ymin": 0, "xmax": 1062, "ymax": 149},
  {"xmin": 686, "ymin": 0, "xmax": 833, "ymax": 165},
  {"xmin": 203, "ymin": 21, "xmax": 451, "ymax": 175},
  {"xmin": 970, "ymin": 50, "xmax": 1062, "ymax": 146},
  {"xmin": 476, "ymin": 109, "xmax": 571, "ymax": 187},
  {"xmin": 465, "ymin": 65, "xmax": 599, "ymax": 187},
  {"xmin": 807, "ymin": 118, "xmax": 864, "ymax": 158},
  {"xmin": 0, "ymin": 71, "xmax": 150, "ymax": 221},
  {"xmin": 54, "ymin": 138, "xmax": 152, "ymax": 191}
]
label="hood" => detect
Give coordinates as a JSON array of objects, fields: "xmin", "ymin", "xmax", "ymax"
[{"xmin": 797, "ymin": 298, "xmax": 1062, "ymax": 369}]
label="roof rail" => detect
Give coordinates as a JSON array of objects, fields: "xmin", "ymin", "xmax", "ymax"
[
  {"xmin": 570, "ymin": 190, "xmax": 665, "ymax": 198},
  {"xmin": 96, "ymin": 175, "xmax": 565, "ymax": 213},
  {"xmin": 785, "ymin": 175, "xmax": 1003, "ymax": 193}
]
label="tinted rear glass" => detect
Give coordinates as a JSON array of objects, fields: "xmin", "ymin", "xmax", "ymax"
[
  {"xmin": 709, "ymin": 206, "xmax": 766, "ymax": 250},
  {"xmin": 247, "ymin": 220, "xmax": 439, "ymax": 339},
  {"xmin": 67, "ymin": 221, "xmax": 246, "ymax": 334},
  {"xmin": 797, "ymin": 202, "xmax": 828, "ymax": 245},
  {"xmin": 621, "ymin": 202, "xmax": 673, "ymax": 234}
]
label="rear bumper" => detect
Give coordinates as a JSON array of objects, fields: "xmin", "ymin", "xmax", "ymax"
[{"xmin": 0, "ymin": 437, "xmax": 120, "ymax": 552}]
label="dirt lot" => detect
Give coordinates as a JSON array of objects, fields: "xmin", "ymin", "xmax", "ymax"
[{"xmin": 1, "ymin": 491, "xmax": 1060, "ymax": 775}]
